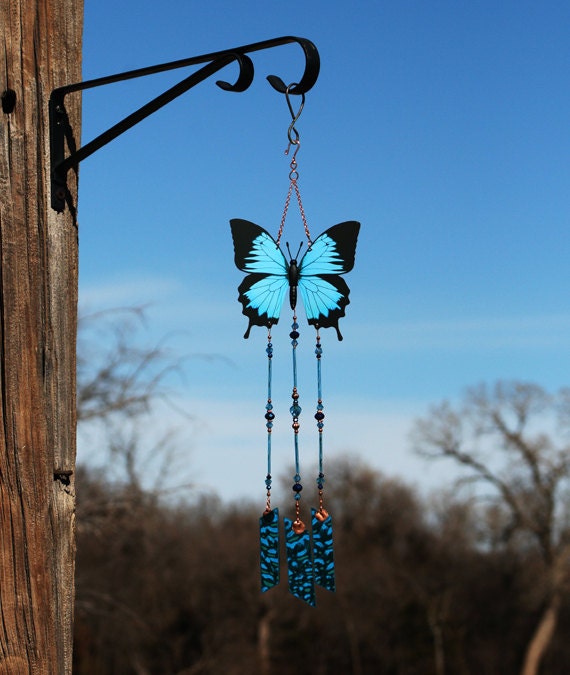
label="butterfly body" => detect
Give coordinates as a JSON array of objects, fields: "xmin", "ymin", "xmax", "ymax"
[
  {"xmin": 287, "ymin": 257, "xmax": 300, "ymax": 311},
  {"xmin": 230, "ymin": 219, "xmax": 360, "ymax": 340}
]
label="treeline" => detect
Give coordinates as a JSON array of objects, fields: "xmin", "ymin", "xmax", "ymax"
[
  {"xmin": 72, "ymin": 457, "xmax": 570, "ymax": 675},
  {"xmin": 75, "ymin": 315, "xmax": 570, "ymax": 673}
]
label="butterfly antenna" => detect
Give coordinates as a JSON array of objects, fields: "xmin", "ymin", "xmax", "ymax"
[{"xmin": 286, "ymin": 241, "xmax": 304, "ymax": 262}]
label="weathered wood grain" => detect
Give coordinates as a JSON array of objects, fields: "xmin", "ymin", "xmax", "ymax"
[{"xmin": 0, "ymin": 1, "xmax": 83, "ymax": 671}]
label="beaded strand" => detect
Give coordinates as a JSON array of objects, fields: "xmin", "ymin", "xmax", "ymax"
[
  {"xmin": 264, "ymin": 329, "xmax": 274, "ymax": 513},
  {"xmin": 289, "ymin": 315, "xmax": 305, "ymax": 533},
  {"xmin": 314, "ymin": 330, "xmax": 328, "ymax": 520}
]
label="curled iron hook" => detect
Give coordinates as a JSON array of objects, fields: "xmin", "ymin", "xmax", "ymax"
[
  {"xmin": 265, "ymin": 37, "xmax": 320, "ymax": 95},
  {"xmin": 215, "ymin": 52, "xmax": 255, "ymax": 92}
]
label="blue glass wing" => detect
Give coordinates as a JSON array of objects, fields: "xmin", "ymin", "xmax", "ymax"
[
  {"xmin": 298, "ymin": 221, "xmax": 360, "ymax": 340},
  {"xmin": 230, "ymin": 219, "xmax": 289, "ymax": 338}
]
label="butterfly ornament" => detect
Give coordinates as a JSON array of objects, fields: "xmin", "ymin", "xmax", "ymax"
[
  {"xmin": 230, "ymin": 218, "xmax": 360, "ymax": 340},
  {"xmin": 229, "ymin": 83, "xmax": 360, "ymax": 607}
]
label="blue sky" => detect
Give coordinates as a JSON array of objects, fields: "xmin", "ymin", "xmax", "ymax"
[{"xmin": 77, "ymin": 2, "xmax": 570, "ymax": 502}]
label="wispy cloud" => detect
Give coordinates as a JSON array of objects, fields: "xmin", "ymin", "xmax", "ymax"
[
  {"xmin": 82, "ymin": 271, "xmax": 570, "ymax": 353},
  {"xmin": 77, "ymin": 274, "xmax": 569, "ymax": 504},
  {"xmin": 77, "ymin": 393, "xmax": 453, "ymax": 503},
  {"xmin": 80, "ymin": 275, "xmax": 184, "ymax": 309}
]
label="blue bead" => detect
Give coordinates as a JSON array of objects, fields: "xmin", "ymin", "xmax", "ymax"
[
  {"xmin": 315, "ymin": 411, "xmax": 325, "ymax": 421},
  {"xmin": 317, "ymin": 403, "xmax": 324, "ymax": 410},
  {"xmin": 292, "ymin": 483, "xmax": 303, "ymax": 493},
  {"xmin": 290, "ymin": 404, "xmax": 302, "ymax": 416},
  {"xmin": 317, "ymin": 422, "xmax": 324, "ymax": 429},
  {"xmin": 265, "ymin": 411, "xmax": 275, "ymax": 420},
  {"xmin": 294, "ymin": 473, "xmax": 301, "ymax": 482},
  {"xmin": 266, "ymin": 422, "xmax": 273, "ymax": 429},
  {"xmin": 292, "ymin": 322, "xmax": 299, "ymax": 330}
]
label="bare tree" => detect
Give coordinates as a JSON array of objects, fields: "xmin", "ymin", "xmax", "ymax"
[
  {"xmin": 77, "ymin": 307, "xmax": 183, "ymax": 423},
  {"xmin": 77, "ymin": 307, "xmax": 196, "ymax": 490},
  {"xmin": 412, "ymin": 381, "xmax": 570, "ymax": 675}
]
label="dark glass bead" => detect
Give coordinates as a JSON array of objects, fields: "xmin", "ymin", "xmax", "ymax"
[
  {"xmin": 314, "ymin": 411, "xmax": 325, "ymax": 421},
  {"xmin": 265, "ymin": 411, "xmax": 275, "ymax": 420},
  {"xmin": 290, "ymin": 330, "xmax": 300, "ymax": 339},
  {"xmin": 292, "ymin": 482, "xmax": 303, "ymax": 493}
]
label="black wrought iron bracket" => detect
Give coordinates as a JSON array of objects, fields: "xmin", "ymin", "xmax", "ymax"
[{"xmin": 49, "ymin": 36, "xmax": 320, "ymax": 212}]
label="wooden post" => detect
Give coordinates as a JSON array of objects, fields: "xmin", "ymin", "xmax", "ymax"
[{"xmin": 0, "ymin": 1, "xmax": 83, "ymax": 672}]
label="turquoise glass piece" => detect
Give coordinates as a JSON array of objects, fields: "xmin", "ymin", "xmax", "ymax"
[
  {"xmin": 284, "ymin": 517, "xmax": 315, "ymax": 606},
  {"xmin": 290, "ymin": 403, "xmax": 302, "ymax": 417},
  {"xmin": 311, "ymin": 508, "xmax": 336, "ymax": 592},
  {"xmin": 260, "ymin": 508, "xmax": 280, "ymax": 592}
]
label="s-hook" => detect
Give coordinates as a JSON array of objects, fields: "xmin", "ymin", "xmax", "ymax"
[
  {"xmin": 284, "ymin": 82, "xmax": 305, "ymax": 163},
  {"xmin": 49, "ymin": 36, "xmax": 320, "ymax": 213}
]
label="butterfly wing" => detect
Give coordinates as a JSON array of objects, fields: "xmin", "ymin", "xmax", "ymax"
[
  {"xmin": 298, "ymin": 221, "xmax": 360, "ymax": 340},
  {"xmin": 230, "ymin": 219, "xmax": 289, "ymax": 338}
]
